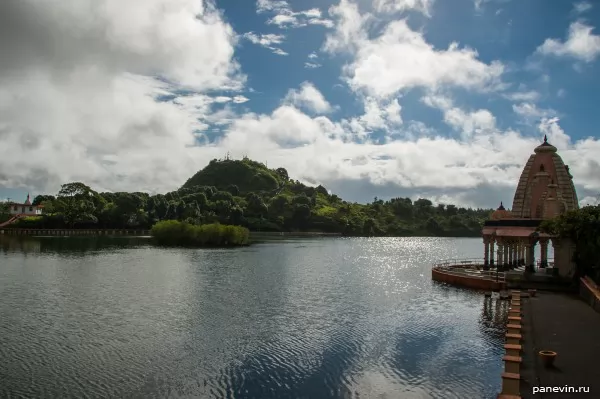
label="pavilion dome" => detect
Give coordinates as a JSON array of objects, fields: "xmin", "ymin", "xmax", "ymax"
[
  {"xmin": 510, "ymin": 136, "xmax": 578, "ymax": 219},
  {"xmin": 490, "ymin": 202, "xmax": 512, "ymax": 220}
]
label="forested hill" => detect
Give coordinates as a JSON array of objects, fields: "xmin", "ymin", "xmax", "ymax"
[{"xmin": 1, "ymin": 157, "xmax": 493, "ymax": 236}]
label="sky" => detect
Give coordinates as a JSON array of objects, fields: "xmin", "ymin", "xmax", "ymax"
[{"xmin": 0, "ymin": 0, "xmax": 599, "ymax": 208}]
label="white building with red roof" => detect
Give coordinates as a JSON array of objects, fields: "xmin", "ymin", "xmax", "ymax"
[{"xmin": 6, "ymin": 193, "xmax": 43, "ymax": 216}]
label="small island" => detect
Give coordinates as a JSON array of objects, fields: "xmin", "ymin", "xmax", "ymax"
[
  {"xmin": 1, "ymin": 156, "xmax": 493, "ymax": 238},
  {"xmin": 151, "ymin": 220, "xmax": 249, "ymax": 247}
]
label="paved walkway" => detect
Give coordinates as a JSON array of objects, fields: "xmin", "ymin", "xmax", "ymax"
[{"xmin": 520, "ymin": 292, "xmax": 600, "ymax": 398}]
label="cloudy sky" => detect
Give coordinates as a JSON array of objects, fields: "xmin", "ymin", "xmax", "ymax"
[{"xmin": 1, "ymin": 0, "xmax": 599, "ymax": 208}]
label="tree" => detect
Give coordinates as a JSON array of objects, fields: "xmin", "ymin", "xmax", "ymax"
[
  {"xmin": 275, "ymin": 167, "xmax": 289, "ymax": 181},
  {"xmin": 58, "ymin": 182, "xmax": 94, "ymax": 198},
  {"xmin": 32, "ymin": 195, "xmax": 55, "ymax": 206},
  {"xmin": 539, "ymin": 205, "xmax": 600, "ymax": 282}
]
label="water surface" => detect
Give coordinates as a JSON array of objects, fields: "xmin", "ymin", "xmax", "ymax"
[{"xmin": 0, "ymin": 235, "xmax": 507, "ymax": 398}]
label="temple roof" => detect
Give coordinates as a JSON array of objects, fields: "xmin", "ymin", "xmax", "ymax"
[
  {"xmin": 534, "ymin": 135, "xmax": 557, "ymax": 154},
  {"xmin": 510, "ymin": 136, "xmax": 578, "ymax": 219}
]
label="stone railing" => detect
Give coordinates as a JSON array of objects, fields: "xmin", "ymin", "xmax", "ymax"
[
  {"xmin": 432, "ymin": 258, "xmax": 506, "ymax": 283},
  {"xmin": 580, "ymin": 276, "xmax": 600, "ymax": 313},
  {"xmin": 432, "ymin": 258, "xmax": 483, "ymax": 269}
]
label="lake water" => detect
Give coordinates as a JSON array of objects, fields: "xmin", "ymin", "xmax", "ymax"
[{"xmin": 0, "ymin": 235, "xmax": 508, "ymax": 399}]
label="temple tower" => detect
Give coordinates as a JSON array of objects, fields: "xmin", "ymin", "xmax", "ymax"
[{"xmin": 511, "ymin": 135, "xmax": 578, "ymax": 219}]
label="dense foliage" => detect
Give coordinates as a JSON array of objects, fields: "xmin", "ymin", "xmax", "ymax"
[
  {"xmin": 151, "ymin": 221, "xmax": 250, "ymax": 247},
  {"xmin": 3, "ymin": 157, "xmax": 493, "ymax": 236},
  {"xmin": 539, "ymin": 205, "xmax": 600, "ymax": 282}
]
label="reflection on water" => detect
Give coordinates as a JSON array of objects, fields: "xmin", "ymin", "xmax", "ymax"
[
  {"xmin": 0, "ymin": 234, "xmax": 151, "ymax": 254},
  {"xmin": 0, "ymin": 236, "xmax": 504, "ymax": 399},
  {"xmin": 479, "ymin": 297, "xmax": 510, "ymax": 345}
]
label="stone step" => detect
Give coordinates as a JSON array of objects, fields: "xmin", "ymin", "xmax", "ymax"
[
  {"xmin": 503, "ymin": 355, "xmax": 522, "ymax": 374},
  {"xmin": 506, "ymin": 333, "xmax": 522, "ymax": 345},
  {"xmin": 504, "ymin": 344, "xmax": 522, "ymax": 357},
  {"xmin": 501, "ymin": 372, "xmax": 520, "ymax": 396}
]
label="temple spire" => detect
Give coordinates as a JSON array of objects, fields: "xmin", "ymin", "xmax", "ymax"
[{"xmin": 543, "ymin": 134, "xmax": 548, "ymax": 143}]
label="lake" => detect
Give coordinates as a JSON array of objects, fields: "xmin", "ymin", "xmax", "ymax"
[{"xmin": 0, "ymin": 235, "xmax": 507, "ymax": 399}]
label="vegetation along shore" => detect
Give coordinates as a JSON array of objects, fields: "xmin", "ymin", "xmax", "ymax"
[{"xmin": 1, "ymin": 157, "xmax": 494, "ymax": 237}]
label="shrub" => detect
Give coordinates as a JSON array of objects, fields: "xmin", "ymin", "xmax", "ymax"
[{"xmin": 151, "ymin": 220, "xmax": 250, "ymax": 247}]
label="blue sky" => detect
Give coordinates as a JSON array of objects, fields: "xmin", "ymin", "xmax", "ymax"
[{"xmin": 0, "ymin": 0, "xmax": 599, "ymax": 208}]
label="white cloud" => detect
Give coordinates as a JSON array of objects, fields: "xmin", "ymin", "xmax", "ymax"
[
  {"xmin": 573, "ymin": 1, "xmax": 592, "ymax": 14},
  {"xmin": 358, "ymin": 97, "xmax": 403, "ymax": 130},
  {"xmin": 512, "ymin": 103, "xmax": 556, "ymax": 121},
  {"xmin": 374, "ymin": 0, "xmax": 434, "ymax": 16},
  {"xmin": 422, "ymin": 94, "xmax": 496, "ymax": 139},
  {"xmin": 536, "ymin": 21, "xmax": 600, "ymax": 63},
  {"xmin": 304, "ymin": 62, "xmax": 322, "ymax": 69},
  {"xmin": 308, "ymin": 52, "xmax": 319, "ymax": 59},
  {"xmin": 324, "ymin": 1, "xmax": 504, "ymax": 98},
  {"xmin": 0, "ymin": 0, "xmax": 244, "ymax": 193},
  {"xmin": 233, "ymin": 95, "xmax": 250, "ymax": 104},
  {"xmin": 580, "ymin": 196, "xmax": 599, "ymax": 206},
  {"xmin": 242, "ymin": 32, "xmax": 288, "ymax": 55},
  {"xmin": 503, "ymin": 90, "xmax": 541, "ymax": 102},
  {"xmin": 538, "ymin": 117, "xmax": 570, "ymax": 150},
  {"xmin": 214, "ymin": 103, "xmax": 600, "ymax": 206},
  {"xmin": 256, "ymin": 0, "xmax": 334, "ymax": 28},
  {"xmin": 284, "ymin": 82, "xmax": 333, "ymax": 114}
]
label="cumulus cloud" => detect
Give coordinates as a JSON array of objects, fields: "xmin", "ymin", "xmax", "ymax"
[
  {"xmin": 536, "ymin": 21, "xmax": 600, "ymax": 63},
  {"xmin": 512, "ymin": 103, "xmax": 556, "ymax": 122},
  {"xmin": 573, "ymin": 1, "xmax": 592, "ymax": 14},
  {"xmin": 374, "ymin": 0, "xmax": 434, "ymax": 16},
  {"xmin": 324, "ymin": 1, "xmax": 505, "ymax": 98},
  {"xmin": 422, "ymin": 95, "xmax": 496, "ymax": 139},
  {"xmin": 283, "ymin": 82, "xmax": 333, "ymax": 114},
  {"xmin": 242, "ymin": 32, "xmax": 288, "ymax": 55},
  {"xmin": 256, "ymin": 0, "xmax": 334, "ymax": 28},
  {"xmin": 503, "ymin": 90, "xmax": 541, "ymax": 102},
  {"xmin": 0, "ymin": 0, "xmax": 243, "ymax": 193}
]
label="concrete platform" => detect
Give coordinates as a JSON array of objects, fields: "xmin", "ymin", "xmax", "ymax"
[{"xmin": 520, "ymin": 292, "xmax": 600, "ymax": 398}]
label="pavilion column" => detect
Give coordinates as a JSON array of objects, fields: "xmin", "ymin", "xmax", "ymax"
[
  {"xmin": 507, "ymin": 242, "xmax": 513, "ymax": 269},
  {"xmin": 540, "ymin": 239, "xmax": 549, "ymax": 268},
  {"xmin": 483, "ymin": 236, "xmax": 490, "ymax": 268},
  {"xmin": 511, "ymin": 242, "xmax": 517, "ymax": 268},
  {"xmin": 503, "ymin": 242, "xmax": 509, "ymax": 270},
  {"xmin": 519, "ymin": 242, "xmax": 525, "ymax": 265},
  {"xmin": 496, "ymin": 241, "xmax": 503, "ymax": 270},
  {"xmin": 489, "ymin": 239, "xmax": 495, "ymax": 267},
  {"xmin": 526, "ymin": 242, "xmax": 535, "ymax": 272}
]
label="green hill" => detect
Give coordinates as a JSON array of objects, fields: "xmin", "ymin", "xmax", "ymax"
[{"xmin": 182, "ymin": 157, "xmax": 283, "ymax": 193}]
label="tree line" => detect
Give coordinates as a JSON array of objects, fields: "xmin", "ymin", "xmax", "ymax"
[{"xmin": 1, "ymin": 158, "xmax": 494, "ymax": 236}]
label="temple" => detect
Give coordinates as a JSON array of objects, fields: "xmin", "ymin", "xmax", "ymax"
[{"xmin": 481, "ymin": 135, "xmax": 578, "ymax": 278}]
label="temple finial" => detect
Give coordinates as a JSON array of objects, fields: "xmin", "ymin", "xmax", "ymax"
[{"xmin": 543, "ymin": 134, "xmax": 547, "ymax": 143}]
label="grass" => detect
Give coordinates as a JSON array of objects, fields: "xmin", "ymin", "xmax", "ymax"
[{"xmin": 150, "ymin": 220, "xmax": 250, "ymax": 247}]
